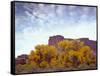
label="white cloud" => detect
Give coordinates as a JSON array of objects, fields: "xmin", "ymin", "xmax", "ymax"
[{"xmin": 15, "ymin": 3, "xmax": 96, "ymax": 57}]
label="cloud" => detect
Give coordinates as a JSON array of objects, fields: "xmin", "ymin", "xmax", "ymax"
[{"xmin": 15, "ymin": 2, "xmax": 97, "ymax": 57}]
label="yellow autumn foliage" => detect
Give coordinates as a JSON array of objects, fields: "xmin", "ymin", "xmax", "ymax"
[
  {"xmin": 16, "ymin": 39, "xmax": 96, "ymax": 74},
  {"xmin": 40, "ymin": 61, "xmax": 49, "ymax": 68}
]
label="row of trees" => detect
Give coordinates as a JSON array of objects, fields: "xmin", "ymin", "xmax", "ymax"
[{"xmin": 16, "ymin": 40, "xmax": 96, "ymax": 74}]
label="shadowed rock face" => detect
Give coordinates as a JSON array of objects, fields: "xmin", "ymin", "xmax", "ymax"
[
  {"xmin": 16, "ymin": 54, "xmax": 28, "ymax": 65},
  {"xmin": 79, "ymin": 38, "xmax": 97, "ymax": 55},
  {"xmin": 48, "ymin": 35, "xmax": 97, "ymax": 55},
  {"xmin": 48, "ymin": 35, "xmax": 64, "ymax": 46}
]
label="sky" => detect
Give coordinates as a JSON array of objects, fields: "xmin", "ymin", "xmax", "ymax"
[{"xmin": 15, "ymin": 2, "xmax": 97, "ymax": 57}]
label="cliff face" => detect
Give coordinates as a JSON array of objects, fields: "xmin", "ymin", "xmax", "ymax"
[
  {"xmin": 48, "ymin": 35, "xmax": 64, "ymax": 46},
  {"xmin": 16, "ymin": 54, "xmax": 28, "ymax": 65},
  {"xmin": 79, "ymin": 38, "xmax": 97, "ymax": 54},
  {"xmin": 48, "ymin": 35, "xmax": 97, "ymax": 54}
]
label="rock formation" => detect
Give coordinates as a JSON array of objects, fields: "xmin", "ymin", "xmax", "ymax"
[
  {"xmin": 48, "ymin": 35, "xmax": 97, "ymax": 55},
  {"xmin": 48, "ymin": 35, "xmax": 64, "ymax": 46},
  {"xmin": 16, "ymin": 54, "xmax": 28, "ymax": 65}
]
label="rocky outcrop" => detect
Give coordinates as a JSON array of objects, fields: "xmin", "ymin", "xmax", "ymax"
[
  {"xmin": 78, "ymin": 38, "xmax": 97, "ymax": 55},
  {"xmin": 48, "ymin": 35, "xmax": 64, "ymax": 46},
  {"xmin": 16, "ymin": 54, "xmax": 28, "ymax": 65},
  {"xmin": 48, "ymin": 35, "xmax": 97, "ymax": 55}
]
